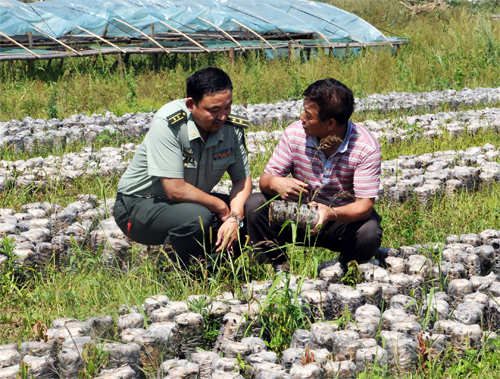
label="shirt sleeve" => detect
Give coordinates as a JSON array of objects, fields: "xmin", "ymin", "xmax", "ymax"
[
  {"xmin": 353, "ymin": 145, "xmax": 382, "ymax": 198},
  {"xmin": 264, "ymin": 129, "xmax": 294, "ymax": 177},
  {"xmin": 145, "ymin": 117, "xmax": 184, "ymax": 178},
  {"xmin": 227, "ymin": 127, "xmax": 251, "ymax": 181}
]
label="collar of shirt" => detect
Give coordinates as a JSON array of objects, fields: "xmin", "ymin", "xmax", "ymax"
[
  {"xmin": 305, "ymin": 120, "xmax": 353, "ymax": 156},
  {"xmin": 186, "ymin": 114, "xmax": 224, "ymax": 147}
]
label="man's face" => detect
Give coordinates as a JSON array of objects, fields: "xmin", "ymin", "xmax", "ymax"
[
  {"xmin": 300, "ymin": 99, "xmax": 331, "ymax": 138},
  {"xmin": 186, "ymin": 89, "xmax": 232, "ymax": 135}
]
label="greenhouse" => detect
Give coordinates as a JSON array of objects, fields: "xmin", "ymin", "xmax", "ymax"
[{"xmin": 0, "ymin": 0, "xmax": 407, "ymax": 61}]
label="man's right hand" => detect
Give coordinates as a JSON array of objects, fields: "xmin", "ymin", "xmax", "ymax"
[{"xmin": 270, "ymin": 177, "xmax": 309, "ymax": 201}]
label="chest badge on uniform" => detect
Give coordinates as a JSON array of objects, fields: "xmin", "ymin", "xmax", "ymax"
[
  {"xmin": 184, "ymin": 147, "xmax": 194, "ymax": 155},
  {"xmin": 183, "ymin": 154, "xmax": 195, "ymax": 164},
  {"xmin": 214, "ymin": 147, "xmax": 233, "ymax": 160}
]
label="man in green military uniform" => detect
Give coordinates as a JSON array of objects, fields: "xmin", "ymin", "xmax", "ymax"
[{"xmin": 114, "ymin": 67, "xmax": 252, "ymax": 266}]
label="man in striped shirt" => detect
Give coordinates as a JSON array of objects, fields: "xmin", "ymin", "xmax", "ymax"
[{"xmin": 244, "ymin": 78, "xmax": 383, "ymax": 270}]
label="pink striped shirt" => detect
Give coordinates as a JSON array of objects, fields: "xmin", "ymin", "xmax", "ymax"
[{"xmin": 264, "ymin": 120, "xmax": 381, "ymax": 206}]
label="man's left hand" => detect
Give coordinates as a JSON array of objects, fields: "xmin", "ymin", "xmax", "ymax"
[
  {"xmin": 216, "ymin": 218, "xmax": 240, "ymax": 252},
  {"xmin": 309, "ymin": 201, "xmax": 334, "ymax": 235}
]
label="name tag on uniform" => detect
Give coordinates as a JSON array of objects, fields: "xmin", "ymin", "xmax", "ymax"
[{"xmin": 214, "ymin": 147, "xmax": 233, "ymax": 160}]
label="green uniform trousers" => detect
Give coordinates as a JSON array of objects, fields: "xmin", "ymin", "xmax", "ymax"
[{"xmin": 114, "ymin": 193, "xmax": 236, "ymax": 265}]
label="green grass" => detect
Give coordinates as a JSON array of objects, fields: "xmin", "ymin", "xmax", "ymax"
[
  {"xmin": 1, "ymin": 0, "xmax": 499, "ymax": 120},
  {"xmin": 2, "ymin": 1, "xmax": 500, "ymax": 376}
]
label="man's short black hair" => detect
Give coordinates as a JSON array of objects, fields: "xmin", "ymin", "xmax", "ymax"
[
  {"xmin": 186, "ymin": 67, "xmax": 233, "ymax": 104},
  {"xmin": 302, "ymin": 78, "xmax": 354, "ymax": 126}
]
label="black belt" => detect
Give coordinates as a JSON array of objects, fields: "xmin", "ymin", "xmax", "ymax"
[{"xmin": 116, "ymin": 193, "xmax": 167, "ymax": 200}]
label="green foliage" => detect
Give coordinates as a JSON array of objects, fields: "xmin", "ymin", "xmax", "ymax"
[
  {"xmin": 77, "ymin": 342, "xmax": 109, "ymax": 379},
  {"xmin": 125, "ymin": 75, "xmax": 138, "ymax": 109},
  {"xmin": 187, "ymin": 296, "xmax": 222, "ymax": 350},
  {"xmin": 248, "ymin": 273, "xmax": 311, "ymax": 355},
  {"xmin": 331, "ymin": 305, "xmax": 357, "ymax": 330},
  {"xmin": 16, "ymin": 361, "xmax": 32, "ymax": 379},
  {"xmin": 340, "ymin": 261, "xmax": 363, "ymax": 288},
  {"xmin": 0, "ymin": 237, "xmax": 26, "ymax": 298},
  {"xmin": 233, "ymin": 353, "xmax": 251, "ymax": 377},
  {"xmin": 46, "ymin": 83, "xmax": 59, "ymax": 120}
]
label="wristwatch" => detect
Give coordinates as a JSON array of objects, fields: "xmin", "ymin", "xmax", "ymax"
[{"xmin": 229, "ymin": 212, "xmax": 244, "ymax": 228}]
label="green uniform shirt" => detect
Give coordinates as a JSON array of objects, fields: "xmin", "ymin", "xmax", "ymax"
[{"xmin": 117, "ymin": 99, "xmax": 251, "ymax": 197}]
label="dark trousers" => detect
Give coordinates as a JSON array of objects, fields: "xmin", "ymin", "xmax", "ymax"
[
  {"xmin": 244, "ymin": 193, "xmax": 383, "ymax": 266},
  {"xmin": 114, "ymin": 193, "xmax": 242, "ymax": 265}
]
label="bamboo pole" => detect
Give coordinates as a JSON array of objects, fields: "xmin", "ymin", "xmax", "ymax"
[
  {"xmin": 157, "ymin": 20, "xmax": 210, "ymax": 53},
  {"xmin": 197, "ymin": 17, "xmax": 245, "ymax": 51},
  {"xmin": 33, "ymin": 27, "xmax": 82, "ymax": 56},
  {"xmin": 76, "ymin": 26, "xmax": 126, "ymax": 53},
  {"xmin": 314, "ymin": 30, "xmax": 336, "ymax": 49},
  {"xmin": 112, "ymin": 18, "xmax": 170, "ymax": 53},
  {"xmin": 0, "ymin": 31, "xmax": 41, "ymax": 58},
  {"xmin": 231, "ymin": 19, "xmax": 276, "ymax": 50}
]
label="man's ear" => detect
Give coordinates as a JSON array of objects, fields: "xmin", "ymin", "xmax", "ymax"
[
  {"xmin": 186, "ymin": 97, "xmax": 195, "ymax": 112},
  {"xmin": 326, "ymin": 117, "xmax": 337, "ymax": 131}
]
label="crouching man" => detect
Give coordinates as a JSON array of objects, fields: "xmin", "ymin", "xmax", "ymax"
[
  {"xmin": 244, "ymin": 78, "xmax": 383, "ymax": 270},
  {"xmin": 114, "ymin": 67, "xmax": 252, "ymax": 266}
]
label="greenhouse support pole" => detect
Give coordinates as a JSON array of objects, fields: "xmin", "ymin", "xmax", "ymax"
[
  {"xmin": 231, "ymin": 19, "xmax": 276, "ymax": 51},
  {"xmin": 112, "ymin": 18, "xmax": 170, "ymax": 54},
  {"xmin": 76, "ymin": 26, "xmax": 126, "ymax": 53},
  {"xmin": 33, "ymin": 28, "xmax": 82, "ymax": 56},
  {"xmin": 157, "ymin": 21, "xmax": 210, "ymax": 53},
  {"xmin": 0, "ymin": 31, "xmax": 41, "ymax": 59},
  {"xmin": 315, "ymin": 30, "xmax": 335, "ymax": 49},
  {"xmin": 229, "ymin": 47, "xmax": 235, "ymax": 64},
  {"xmin": 198, "ymin": 17, "xmax": 245, "ymax": 51}
]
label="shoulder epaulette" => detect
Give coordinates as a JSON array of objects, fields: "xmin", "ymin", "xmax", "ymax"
[
  {"xmin": 166, "ymin": 109, "xmax": 187, "ymax": 127},
  {"xmin": 226, "ymin": 114, "xmax": 250, "ymax": 129}
]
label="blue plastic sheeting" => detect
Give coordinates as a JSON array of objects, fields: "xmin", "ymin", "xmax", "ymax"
[{"xmin": 0, "ymin": 0, "xmax": 400, "ymax": 45}]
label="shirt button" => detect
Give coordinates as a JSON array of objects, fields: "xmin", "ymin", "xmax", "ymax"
[
  {"xmin": 223, "ymin": 165, "xmax": 227, "ymax": 169},
  {"xmin": 184, "ymin": 163, "xmax": 187, "ymax": 167},
  {"xmin": 201, "ymin": 165, "xmax": 204, "ymax": 170}
]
